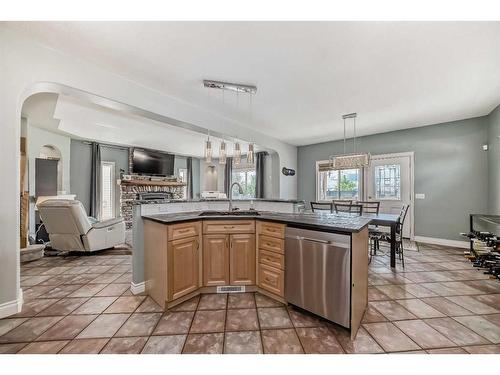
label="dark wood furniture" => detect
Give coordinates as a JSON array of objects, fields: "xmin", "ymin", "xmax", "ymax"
[
  {"xmin": 334, "ymin": 203, "xmax": 363, "ymax": 215},
  {"xmin": 356, "ymin": 201, "xmax": 380, "ymax": 214},
  {"xmin": 310, "ymin": 201, "xmax": 333, "ymax": 212},
  {"xmin": 362, "ymin": 213, "xmax": 400, "ymax": 268},
  {"xmin": 379, "ymin": 205, "xmax": 410, "ymax": 267}
]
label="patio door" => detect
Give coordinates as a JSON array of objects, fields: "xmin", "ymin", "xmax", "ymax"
[{"xmin": 365, "ymin": 152, "xmax": 414, "ymax": 239}]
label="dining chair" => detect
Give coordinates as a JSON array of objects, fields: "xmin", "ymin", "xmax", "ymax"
[
  {"xmin": 381, "ymin": 204, "xmax": 410, "ymax": 267},
  {"xmin": 310, "ymin": 201, "xmax": 333, "ymax": 213},
  {"xmin": 333, "ymin": 203, "xmax": 363, "ymax": 216},
  {"xmin": 357, "ymin": 201, "xmax": 382, "ymax": 257},
  {"xmin": 332, "ymin": 199, "xmax": 352, "ymax": 205},
  {"xmin": 356, "ymin": 201, "xmax": 380, "ymax": 214}
]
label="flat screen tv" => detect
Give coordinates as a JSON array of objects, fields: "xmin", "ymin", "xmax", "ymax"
[{"xmin": 132, "ymin": 148, "xmax": 175, "ymax": 176}]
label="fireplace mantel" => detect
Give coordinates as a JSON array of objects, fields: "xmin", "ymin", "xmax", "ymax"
[{"xmin": 120, "ymin": 180, "xmax": 186, "ymax": 187}]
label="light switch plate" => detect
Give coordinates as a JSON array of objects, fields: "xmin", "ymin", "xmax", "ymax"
[{"xmin": 415, "ymin": 193, "xmax": 426, "ymax": 199}]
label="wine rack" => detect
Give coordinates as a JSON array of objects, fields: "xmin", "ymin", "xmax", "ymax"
[{"xmin": 461, "ymin": 214, "xmax": 500, "ymax": 281}]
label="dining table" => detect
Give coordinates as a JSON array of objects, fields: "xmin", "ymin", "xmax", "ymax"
[{"xmin": 362, "ymin": 213, "xmax": 401, "ymax": 268}]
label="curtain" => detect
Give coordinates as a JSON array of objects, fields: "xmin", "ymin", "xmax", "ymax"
[
  {"xmin": 89, "ymin": 142, "xmax": 101, "ymax": 219},
  {"xmin": 224, "ymin": 157, "xmax": 233, "ymax": 195},
  {"xmin": 186, "ymin": 157, "xmax": 194, "ymax": 200},
  {"xmin": 255, "ymin": 152, "xmax": 267, "ymax": 198}
]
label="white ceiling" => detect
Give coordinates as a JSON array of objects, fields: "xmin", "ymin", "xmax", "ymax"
[
  {"xmin": 21, "ymin": 93, "xmax": 258, "ymax": 158},
  {"xmin": 9, "ymin": 21, "xmax": 500, "ymax": 146}
]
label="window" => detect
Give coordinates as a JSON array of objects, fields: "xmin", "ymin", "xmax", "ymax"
[
  {"xmin": 374, "ymin": 164, "xmax": 401, "ymax": 200},
  {"xmin": 101, "ymin": 161, "xmax": 115, "ymax": 220},
  {"xmin": 317, "ymin": 167, "xmax": 361, "ymax": 201},
  {"xmin": 178, "ymin": 168, "xmax": 188, "ymax": 198},
  {"xmin": 232, "ymin": 166, "xmax": 256, "ymax": 199}
]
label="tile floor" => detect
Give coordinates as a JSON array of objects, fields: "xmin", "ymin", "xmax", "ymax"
[{"xmin": 1, "ymin": 243, "xmax": 499, "ymax": 354}]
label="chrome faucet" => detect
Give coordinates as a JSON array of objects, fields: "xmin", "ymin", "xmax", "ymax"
[{"xmin": 228, "ymin": 182, "xmax": 244, "ymax": 212}]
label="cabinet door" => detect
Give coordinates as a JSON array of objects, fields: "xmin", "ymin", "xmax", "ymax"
[
  {"xmin": 168, "ymin": 236, "xmax": 200, "ymax": 300},
  {"xmin": 230, "ymin": 234, "xmax": 256, "ymax": 285},
  {"xmin": 203, "ymin": 234, "xmax": 230, "ymax": 286}
]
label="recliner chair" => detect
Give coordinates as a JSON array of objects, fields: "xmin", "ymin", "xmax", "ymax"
[{"xmin": 37, "ymin": 199, "xmax": 125, "ymax": 252}]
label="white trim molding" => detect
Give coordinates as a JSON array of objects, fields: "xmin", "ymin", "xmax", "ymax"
[
  {"xmin": 414, "ymin": 236, "xmax": 469, "ymax": 249},
  {"xmin": 130, "ymin": 281, "xmax": 145, "ymax": 295},
  {"xmin": 0, "ymin": 289, "xmax": 23, "ymax": 319}
]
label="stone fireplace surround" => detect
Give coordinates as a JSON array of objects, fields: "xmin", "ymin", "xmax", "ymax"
[{"xmin": 120, "ymin": 176, "xmax": 186, "ymax": 231}]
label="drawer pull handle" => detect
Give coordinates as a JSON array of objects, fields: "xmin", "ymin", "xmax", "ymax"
[
  {"xmin": 224, "ymin": 226, "xmax": 235, "ymax": 229},
  {"xmin": 266, "ymin": 243, "xmax": 273, "ymax": 247},
  {"xmin": 178, "ymin": 229, "xmax": 191, "ymax": 233}
]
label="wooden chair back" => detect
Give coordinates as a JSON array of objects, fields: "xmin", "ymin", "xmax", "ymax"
[
  {"xmin": 334, "ymin": 203, "xmax": 363, "ymax": 216},
  {"xmin": 310, "ymin": 202, "xmax": 333, "ymax": 213},
  {"xmin": 356, "ymin": 201, "xmax": 380, "ymax": 214}
]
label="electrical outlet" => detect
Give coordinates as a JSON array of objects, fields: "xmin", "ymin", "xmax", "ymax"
[{"xmin": 415, "ymin": 193, "xmax": 425, "ymax": 200}]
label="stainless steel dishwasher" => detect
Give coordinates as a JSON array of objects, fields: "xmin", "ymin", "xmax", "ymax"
[{"xmin": 285, "ymin": 227, "xmax": 351, "ymax": 328}]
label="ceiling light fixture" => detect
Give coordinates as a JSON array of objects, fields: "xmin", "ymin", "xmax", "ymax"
[
  {"xmin": 247, "ymin": 144, "xmax": 255, "ymax": 164},
  {"xmin": 203, "ymin": 80, "xmax": 257, "ymax": 94},
  {"xmin": 204, "ymin": 131, "xmax": 212, "ymax": 163},
  {"xmin": 219, "ymin": 140, "xmax": 227, "ymax": 165},
  {"xmin": 329, "ymin": 113, "xmax": 370, "ymax": 169},
  {"xmin": 234, "ymin": 142, "xmax": 241, "ymax": 164}
]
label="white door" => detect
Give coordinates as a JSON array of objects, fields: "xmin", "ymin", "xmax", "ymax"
[{"xmin": 365, "ymin": 153, "xmax": 413, "ymax": 239}]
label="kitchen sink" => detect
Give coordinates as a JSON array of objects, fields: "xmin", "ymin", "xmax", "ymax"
[{"xmin": 198, "ymin": 210, "xmax": 260, "ymax": 216}]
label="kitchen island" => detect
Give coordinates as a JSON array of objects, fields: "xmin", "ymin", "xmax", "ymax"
[{"xmin": 133, "ymin": 209, "xmax": 370, "ymax": 338}]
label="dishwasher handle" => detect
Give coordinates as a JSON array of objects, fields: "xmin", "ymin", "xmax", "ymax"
[
  {"xmin": 286, "ymin": 234, "xmax": 350, "ymax": 248},
  {"xmin": 299, "ymin": 236, "xmax": 334, "ymax": 245},
  {"xmin": 286, "ymin": 235, "xmax": 333, "ymax": 245}
]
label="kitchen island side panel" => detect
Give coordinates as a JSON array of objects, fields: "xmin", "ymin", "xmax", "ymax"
[{"xmin": 350, "ymin": 226, "xmax": 369, "ymax": 339}]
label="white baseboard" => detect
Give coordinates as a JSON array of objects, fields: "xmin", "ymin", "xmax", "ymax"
[
  {"xmin": 414, "ymin": 236, "xmax": 469, "ymax": 249},
  {"xmin": 130, "ymin": 281, "xmax": 145, "ymax": 295},
  {"xmin": 0, "ymin": 289, "xmax": 23, "ymax": 319}
]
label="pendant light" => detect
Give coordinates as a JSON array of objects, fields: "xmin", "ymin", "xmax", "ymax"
[
  {"xmin": 234, "ymin": 142, "xmax": 241, "ymax": 165},
  {"xmin": 246, "ymin": 92, "xmax": 255, "ymax": 165},
  {"xmin": 330, "ymin": 113, "xmax": 370, "ymax": 169},
  {"xmin": 204, "ymin": 131, "xmax": 212, "ymax": 163},
  {"xmin": 219, "ymin": 140, "xmax": 227, "ymax": 165},
  {"xmin": 247, "ymin": 143, "xmax": 254, "ymax": 164}
]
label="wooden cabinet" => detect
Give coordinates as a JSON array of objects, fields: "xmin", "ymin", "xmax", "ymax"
[
  {"xmin": 259, "ymin": 235, "xmax": 284, "ymax": 254},
  {"xmin": 259, "ymin": 249, "xmax": 284, "ymax": 270},
  {"xmin": 144, "ymin": 219, "xmax": 202, "ymax": 308},
  {"xmin": 168, "ymin": 221, "xmax": 201, "ymax": 241},
  {"xmin": 257, "ymin": 221, "xmax": 286, "ymax": 297},
  {"xmin": 167, "ymin": 237, "xmax": 200, "ymax": 300},
  {"xmin": 258, "ymin": 263, "xmax": 284, "ymax": 296},
  {"xmin": 203, "ymin": 220, "xmax": 255, "ymax": 234},
  {"xmin": 203, "ymin": 234, "xmax": 230, "ymax": 286},
  {"xmin": 144, "ymin": 220, "xmax": 169, "ymax": 308},
  {"xmin": 257, "ymin": 221, "xmax": 285, "ymax": 239},
  {"xmin": 203, "ymin": 221, "xmax": 256, "ymax": 287},
  {"xmin": 230, "ymin": 234, "xmax": 256, "ymax": 285}
]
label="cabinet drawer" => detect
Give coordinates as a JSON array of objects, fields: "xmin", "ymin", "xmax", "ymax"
[
  {"xmin": 203, "ymin": 220, "xmax": 255, "ymax": 234},
  {"xmin": 258, "ymin": 235, "xmax": 284, "ymax": 254},
  {"xmin": 257, "ymin": 221, "xmax": 285, "ymax": 239},
  {"xmin": 258, "ymin": 263, "xmax": 284, "ymax": 297},
  {"xmin": 168, "ymin": 221, "xmax": 201, "ymax": 241},
  {"xmin": 259, "ymin": 249, "xmax": 285, "ymax": 270}
]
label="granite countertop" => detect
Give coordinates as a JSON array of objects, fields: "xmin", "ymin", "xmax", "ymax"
[
  {"xmin": 133, "ymin": 198, "xmax": 306, "ymax": 205},
  {"xmin": 143, "ymin": 210, "xmax": 372, "ymax": 233}
]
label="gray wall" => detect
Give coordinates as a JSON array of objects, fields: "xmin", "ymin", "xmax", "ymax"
[
  {"xmin": 298, "ymin": 117, "xmax": 489, "ymax": 241},
  {"xmin": 488, "ymin": 104, "xmax": 500, "ymax": 214},
  {"xmin": 70, "ymin": 140, "xmax": 129, "ymax": 215}
]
